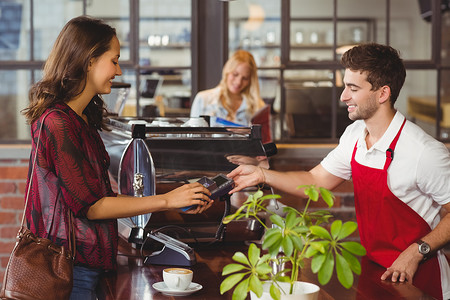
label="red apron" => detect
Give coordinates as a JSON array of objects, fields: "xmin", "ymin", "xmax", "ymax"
[{"xmin": 351, "ymin": 119, "xmax": 443, "ymax": 300}]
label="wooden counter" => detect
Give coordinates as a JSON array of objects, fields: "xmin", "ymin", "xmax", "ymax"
[{"xmin": 97, "ymin": 239, "xmax": 435, "ymax": 300}]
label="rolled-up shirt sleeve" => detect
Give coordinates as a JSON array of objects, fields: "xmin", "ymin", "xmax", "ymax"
[{"xmin": 320, "ymin": 120, "xmax": 363, "ymax": 180}]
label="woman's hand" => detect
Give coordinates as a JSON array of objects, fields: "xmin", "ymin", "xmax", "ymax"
[{"xmin": 163, "ymin": 182, "xmax": 213, "ymax": 213}]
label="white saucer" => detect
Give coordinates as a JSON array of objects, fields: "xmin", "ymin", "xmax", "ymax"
[{"xmin": 152, "ymin": 281, "xmax": 203, "ymax": 296}]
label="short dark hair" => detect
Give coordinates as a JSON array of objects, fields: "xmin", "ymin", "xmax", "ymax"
[{"xmin": 341, "ymin": 43, "xmax": 406, "ymax": 106}]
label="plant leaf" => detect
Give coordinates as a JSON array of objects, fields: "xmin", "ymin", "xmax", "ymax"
[
  {"xmin": 318, "ymin": 251, "xmax": 334, "ymax": 285},
  {"xmin": 290, "ymin": 234, "xmax": 304, "ymax": 251},
  {"xmin": 270, "ymin": 214, "xmax": 285, "ymax": 228},
  {"xmin": 232, "ymin": 251, "xmax": 250, "ymax": 265},
  {"xmin": 222, "ymin": 263, "xmax": 248, "ymax": 275},
  {"xmin": 309, "ymin": 210, "xmax": 333, "ymax": 217},
  {"xmin": 260, "ymin": 194, "xmax": 282, "ymax": 201},
  {"xmin": 330, "ymin": 220, "xmax": 342, "ymax": 240},
  {"xmin": 292, "ymin": 225, "xmax": 309, "ymax": 234},
  {"xmin": 268, "ymin": 239, "xmax": 283, "ymax": 257},
  {"xmin": 303, "ymin": 185, "xmax": 319, "ymax": 201},
  {"xmin": 222, "ymin": 214, "xmax": 237, "ymax": 224},
  {"xmin": 220, "ymin": 272, "xmax": 246, "ymax": 294},
  {"xmin": 262, "ymin": 230, "xmax": 282, "ymax": 249},
  {"xmin": 341, "ymin": 249, "xmax": 362, "ymax": 275},
  {"xmin": 319, "ymin": 187, "xmax": 335, "ymax": 207},
  {"xmin": 232, "ymin": 278, "xmax": 250, "ymax": 300},
  {"xmin": 285, "ymin": 211, "xmax": 297, "ymax": 228},
  {"xmin": 270, "ymin": 284, "xmax": 281, "ymax": 300},
  {"xmin": 304, "ymin": 245, "xmax": 318, "ymax": 258},
  {"xmin": 257, "ymin": 254, "xmax": 272, "ymax": 265},
  {"xmin": 248, "ymin": 243, "xmax": 261, "ymax": 267},
  {"xmin": 337, "ymin": 221, "xmax": 358, "ymax": 240},
  {"xmin": 310, "ymin": 241, "xmax": 330, "ymax": 253},
  {"xmin": 281, "ymin": 235, "xmax": 294, "ymax": 257},
  {"xmin": 340, "ymin": 241, "xmax": 367, "ymax": 256},
  {"xmin": 310, "ymin": 225, "xmax": 332, "ymax": 240},
  {"xmin": 336, "ymin": 253, "xmax": 354, "ymax": 289},
  {"xmin": 234, "ymin": 204, "xmax": 248, "ymax": 215},
  {"xmin": 255, "ymin": 263, "xmax": 273, "ymax": 276},
  {"xmin": 283, "ymin": 206, "xmax": 302, "ymax": 216},
  {"xmin": 311, "ymin": 252, "xmax": 326, "ymax": 273},
  {"xmin": 249, "ymin": 274, "xmax": 263, "ymax": 298},
  {"xmin": 253, "ymin": 190, "xmax": 264, "ymax": 200}
]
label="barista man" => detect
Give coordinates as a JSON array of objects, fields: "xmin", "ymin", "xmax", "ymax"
[{"xmin": 227, "ymin": 43, "xmax": 450, "ymax": 300}]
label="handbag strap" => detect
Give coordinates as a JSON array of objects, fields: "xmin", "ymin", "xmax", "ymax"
[{"xmin": 21, "ymin": 109, "xmax": 76, "ymax": 257}]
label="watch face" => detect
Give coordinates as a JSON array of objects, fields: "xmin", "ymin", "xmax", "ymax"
[{"xmin": 419, "ymin": 242, "xmax": 431, "ymax": 254}]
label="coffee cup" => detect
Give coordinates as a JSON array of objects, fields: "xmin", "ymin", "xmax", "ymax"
[{"xmin": 163, "ymin": 268, "xmax": 193, "ymax": 290}]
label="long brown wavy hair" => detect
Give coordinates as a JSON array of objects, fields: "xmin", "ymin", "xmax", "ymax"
[
  {"xmin": 217, "ymin": 50, "xmax": 265, "ymax": 120},
  {"xmin": 22, "ymin": 16, "xmax": 117, "ymax": 130}
]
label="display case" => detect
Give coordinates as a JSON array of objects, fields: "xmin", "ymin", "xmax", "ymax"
[
  {"xmin": 100, "ymin": 116, "xmax": 276, "ymax": 249},
  {"xmin": 289, "ymin": 17, "xmax": 376, "ymax": 61},
  {"xmin": 229, "ymin": 15, "xmax": 376, "ymax": 64}
]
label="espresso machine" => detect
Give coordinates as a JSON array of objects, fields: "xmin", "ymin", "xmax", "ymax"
[{"xmin": 100, "ymin": 116, "xmax": 276, "ymax": 265}]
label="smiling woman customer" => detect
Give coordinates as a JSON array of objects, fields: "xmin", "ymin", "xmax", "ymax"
[
  {"xmin": 21, "ymin": 16, "xmax": 212, "ymax": 300},
  {"xmin": 190, "ymin": 50, "xmax": 265, "ymax": 126}
]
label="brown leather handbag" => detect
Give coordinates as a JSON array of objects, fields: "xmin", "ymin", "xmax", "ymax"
[{"xmin": 1, "ymin": 110, "xmax": 75, "ymax": 300}]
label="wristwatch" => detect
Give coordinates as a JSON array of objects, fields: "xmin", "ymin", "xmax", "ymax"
[{"xmin": 416, "ymin": 240, "xmax": 431, "ymax": 259}]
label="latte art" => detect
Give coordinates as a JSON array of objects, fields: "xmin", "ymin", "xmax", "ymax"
[{"xmin": 165, "ymin": 268, "xmax": 192, "ymax": 274}]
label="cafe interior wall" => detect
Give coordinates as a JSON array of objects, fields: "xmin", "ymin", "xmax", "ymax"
[
  {"xmin": 298, "ymin": 0, "xmax": 435, "ymax": 119},
  {"xmin": 231, "ymin": 0, "xmax": 437, "ymax": 137},
  {"xmin": 0, "ymin": 0, "xmax": 444, "ymax": 141},
  {"xmin": 89, "ymin": 0, "xmax": 192, "ymax": 66}
]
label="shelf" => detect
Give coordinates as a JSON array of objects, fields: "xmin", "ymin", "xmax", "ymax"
[
  {"xmin": 120, "ymin": 42, "xmax": 190, "ymax": 49},
  {"xmin": 408, "ymin": 96, "xmax": 450, "ymax": 127},
  {"xmin": 235, "ymin": 44, "xmax": 365, "ymax": 51},
  {"xmin": 164, "ymin": 107, "xmax": 190, "ymax": 117}
]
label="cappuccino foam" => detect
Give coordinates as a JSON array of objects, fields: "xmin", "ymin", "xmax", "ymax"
[{"xmin": 165, "ymin": 268, "xmax": 192, "ymax": 275}]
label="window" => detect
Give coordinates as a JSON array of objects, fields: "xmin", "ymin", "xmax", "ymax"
[
  {"xmin": 1, "ymin": 0, "xmax": 448, "ymax": 143},
  {"xmin": 0, "ymin": 0, "xmax": 192, "ymax": 142},
  {"xmin": 228, "ymin": 0, "xmax": 448, "ymax": 142}
]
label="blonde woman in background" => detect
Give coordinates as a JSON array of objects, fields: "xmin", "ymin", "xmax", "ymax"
[{"xmin": 190, "ymin": 50, "xmax": 266, "ymax": 126}]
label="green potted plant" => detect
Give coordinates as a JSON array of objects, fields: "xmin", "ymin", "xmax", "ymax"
[{"xmin": 220, "ymin": 185, "xmax": 366, "ymax": 300}]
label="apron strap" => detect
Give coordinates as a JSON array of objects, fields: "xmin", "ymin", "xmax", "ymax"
[{"xmin": 383, "ymin": 118, "xmax": 406, "ymax": 170}]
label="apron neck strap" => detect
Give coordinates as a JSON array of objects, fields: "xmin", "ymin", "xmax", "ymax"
[{"xmin": 383, "ymin": 118, "xmax": 406, "ymax": 170}]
